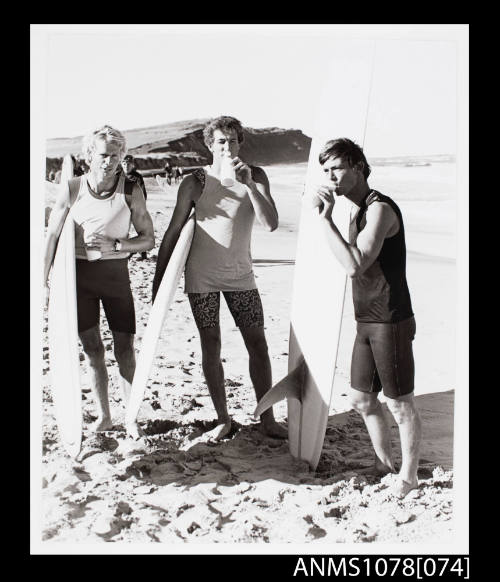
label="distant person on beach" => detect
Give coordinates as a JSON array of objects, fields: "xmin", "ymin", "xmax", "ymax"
[
  {"xmin": 315, "ymin": 138, "xmax": 421, "ymax": 499},
  {"xmin": 77, "ymin": 158, "xmax": 89, "ymax": 176},
  {"xmin": 152, "ymin": 115, "xmax": 287, "ymax": 441},
  {"xmin": 120, "ymin": 154, "xmax": 149, "ymax": 260},
  {"xmin": 164, "ymin": 161, "xmax": 173, "ymax": 185},
  {"xmin": 43, "ymin": 125, "xmax": 155, "ymax": 439},
  {"xmin": 72, "ymin": 155, "xmax": 86, "ymax": 177},
  {"xmin": 120, "ymin": 155, "xmax": 147, "ymax": 199},
  {"xmin": 172, "ymin": 166, "xmax": 181, "ymax": 184}
]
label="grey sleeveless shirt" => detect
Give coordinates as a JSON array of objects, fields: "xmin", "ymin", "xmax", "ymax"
[{"xmin": 184, "ymin": 168, "xmax": 257, "ymax": 293}]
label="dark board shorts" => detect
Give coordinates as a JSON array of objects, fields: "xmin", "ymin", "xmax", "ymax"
[
  {"xmin": 75, "ymin": 258, "xmax": 136, "ymax": 334},
  {"xmin": 350, "ymin": 316, "xmax": 416, "ymax": 399}
]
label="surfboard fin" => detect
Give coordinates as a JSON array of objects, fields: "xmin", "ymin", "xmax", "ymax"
[{"xmin": 253, "ymin": 360, "xmax": 306, "ymax": 419}]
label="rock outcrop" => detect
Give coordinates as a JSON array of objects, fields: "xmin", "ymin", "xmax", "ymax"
[{"xmin": 45, "ymin": 119, "xmax": 312, "ymax": 178}]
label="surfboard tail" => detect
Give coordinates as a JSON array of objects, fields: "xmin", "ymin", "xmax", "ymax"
[{"xmin": 253, "ymin": 360, "xmax": 306, "ymax": 419}]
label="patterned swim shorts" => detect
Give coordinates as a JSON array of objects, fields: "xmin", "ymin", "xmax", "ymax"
[{"xmin": 188, "ymin": 289, "xmax": 264, "ymax": 329}]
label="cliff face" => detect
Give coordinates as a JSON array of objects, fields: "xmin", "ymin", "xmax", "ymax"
[
  {"xmin": 45, "ymin": 120, "xmax": 312, "ymax": 177},
  {"xmin": 130, "ymin": 126, "xmax": 311, "ymax": 166},
  {"xmin": 239, "ymin": 128, "xmax": 311, "ymax": 165}
]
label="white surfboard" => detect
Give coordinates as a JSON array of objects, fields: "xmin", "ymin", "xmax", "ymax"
[
  {"xmin": 125, "ymin": 211, "xmax": 196, "ymax": 425},
  {"xmin": 48, "ymin": 154, "xmax": 83, "ymax": 458},
  {"xmin": 255, "ymin": 186, "xmax": 351, "ymax": 470},
  {"xmin": 255, "ymin": 50, "xmax": 375, "ymax": 470}
]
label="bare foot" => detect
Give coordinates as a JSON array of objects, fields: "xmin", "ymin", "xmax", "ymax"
[
  {"xmin": 393, "ymin": 477, "xmax": 419, "ymax": 499},
  {"xmin": 91, "ymin": 417, "xmax": 113, "ymax": 432},
  {"xmin": 203, "ymin": 420, "xmax": 232, "ymax": 442},
  {"xmin": 125, "ymin": 421, "xmax": 144, "ymax": 440},
  {"xmin": 259, "ymin": 420, "xmax": 288, "ymax": 440}
]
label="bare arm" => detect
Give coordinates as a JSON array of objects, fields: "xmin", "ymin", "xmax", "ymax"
[
  {"xmin": 233, "ymin": 160, "xmax": 278, "ymax": 231},
  {"xmin": 43, "ymin": 180, "xmax": 71, "ymax": 285},
  {"xmin": 317, "ymin": 190, "xmax": 398, "ymax": 277},
  {"xmin": 85, "ymin": 183, "xmax": 155, "ymax": 254},
  {"xmin": 122, "ymin": 183, "xmax": 155, "ymax": 252},
  {"xmin": 152, "ymin": 174, "xmax": 201, "ymax": 302},
  {"xmin": 247, "ymin": 166, "xmax": 279, "ymax": 231}
]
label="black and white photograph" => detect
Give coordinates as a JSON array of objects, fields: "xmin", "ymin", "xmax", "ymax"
[{"xmin": 30, "ymin": 24, "xmax": 468, "ymax": 555}]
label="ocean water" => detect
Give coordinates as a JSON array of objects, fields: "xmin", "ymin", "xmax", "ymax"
[
  {"xmin": 371, "ymin": 163, "xmax": 457, "ymax": 260},
  {"xmin": 264, "ymin": 161, "xmax": 458, "ymax": 261}
]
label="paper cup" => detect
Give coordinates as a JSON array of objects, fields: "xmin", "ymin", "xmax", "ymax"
[{"xmin": 220, "ymin": 155, "xmax": 236, "ymax": 187}]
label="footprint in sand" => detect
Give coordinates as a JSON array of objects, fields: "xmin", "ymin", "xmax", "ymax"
[
  {"xmin": 65, "ymin": 495, "xmax": 102, "ymax": 520},
  {"xmin": 78, "ymin": 434, "xmax": 119, "ymax": 460},
  {"xmin": 94, "ymin": 510, "xmax": 133, "ymax": 540},
  {"xmin": 225, "ymin": 378, "xmax": 243, "ymax": 387},
  {"xmin": 72, "ymin": 466, "xmax": 92, "ymax": 482},
  {"xmin": 303, "ymin": 515, "xmax": 327, "ymax": 539}
]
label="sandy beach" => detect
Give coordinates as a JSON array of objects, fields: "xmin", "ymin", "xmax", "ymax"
[{"xmin": 38, "ymin": 162, "xmax": 460, "ymax": 547}]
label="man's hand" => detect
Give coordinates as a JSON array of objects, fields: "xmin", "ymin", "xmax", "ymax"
[
  {"xmin": 232, "ymin": 157, "xmax": 253, "ymax": 186},
  {"xmin": 315, "ymin": 185, "xmax": 336, "ymax": 220},
  {"xmin": 84, "ymin": 233, "xmax": 115, "ymax": 253}
]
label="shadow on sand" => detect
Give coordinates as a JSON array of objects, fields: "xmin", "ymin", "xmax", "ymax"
[{"xmin": 79, "ymin": 390, "xmax": 454, "ymax": 493}]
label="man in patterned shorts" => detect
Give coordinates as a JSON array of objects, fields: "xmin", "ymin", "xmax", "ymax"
[{"xmin": 153, "ymin": 116, "xmax": 287, "ymax": 441}]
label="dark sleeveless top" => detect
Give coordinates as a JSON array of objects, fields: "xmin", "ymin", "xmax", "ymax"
[{"xmin": 349, "ymin": 190, "xmax": 414, "ymax": 323}]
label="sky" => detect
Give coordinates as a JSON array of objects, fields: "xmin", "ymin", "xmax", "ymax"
[{"xmin": 33, "ymin": 24, "xmax": 466, "ymax": 158}]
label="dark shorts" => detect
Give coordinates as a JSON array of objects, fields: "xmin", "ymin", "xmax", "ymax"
[
  {"xmin": 188, "ymin": 289, "xmax": 264, "ymax": 329},
  {"xmin": 75, "ymin": 259, "xmax": 136, "ymax": 334},
  {"xmin": 350, "ymin": 316, "xmax": 416, "ymax": 399}
]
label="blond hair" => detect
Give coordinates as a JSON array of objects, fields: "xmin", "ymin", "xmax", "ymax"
[{"xmin": 82, "ymin": 125, "xmax": 127, "ymax": 164}]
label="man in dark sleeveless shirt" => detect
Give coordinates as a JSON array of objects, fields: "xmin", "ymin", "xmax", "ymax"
[{"xmin": 315, "ymin": 138, "xmax": 421, "ymax": 499}]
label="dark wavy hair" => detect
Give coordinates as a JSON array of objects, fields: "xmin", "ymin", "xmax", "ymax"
[
  {"xmin": 319, "ymin": 138, "xmax": 371, "ymax": 180},
  {"xmin": 203, "ymin": 116, "xmax": 245, "ymax": 148}
]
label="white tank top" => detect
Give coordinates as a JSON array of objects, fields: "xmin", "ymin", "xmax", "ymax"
[
  {"xmin": 70, "ymin": 174, "xmax": 131, "ymax": 260},
  {"xmin": 184, "ymin": 168, "xmax": 257, "ymax": 292}
]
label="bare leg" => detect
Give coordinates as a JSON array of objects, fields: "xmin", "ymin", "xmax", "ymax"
[
  {"xmin": 386, "ymin": 392, "xmax": 422, "ymax": 498},
  {"xmin": 198, "ymin": 326, "xmax": 232, "ymax": 440},
  {"xmin": 350, "ymin": 389, "xmax": 396, "ymax": 474},
  {"xmin": 79, "ymin": 325, "xmax": 112, "ymax": 431},
  {"xmin": 240, "ymin": 326, "xmax": 287, "ymax": 439},
  {"xmin": 111, "ymin": 331, "xmax": 135, "ymax": 405},
  {"xmin": 110, "ymin": 330, "xmax": 142, "ymax": 439}
]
